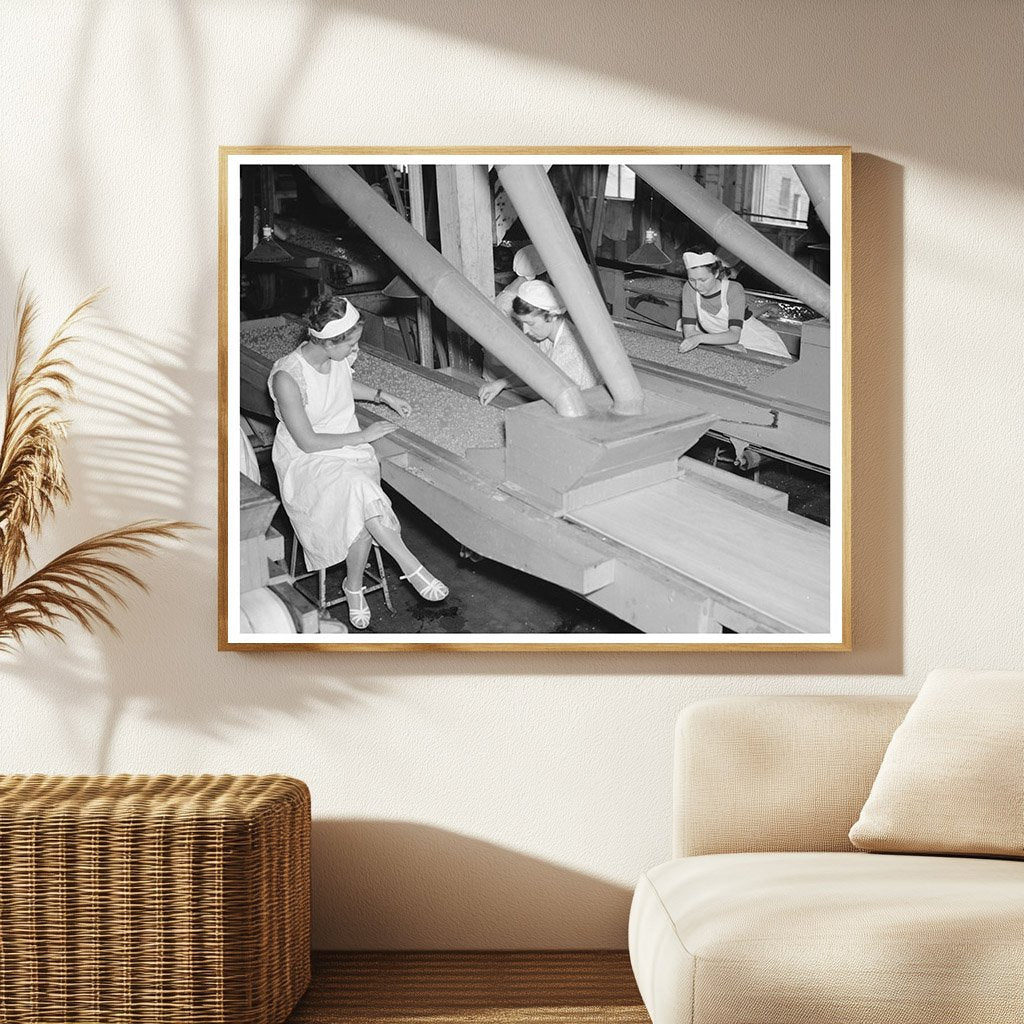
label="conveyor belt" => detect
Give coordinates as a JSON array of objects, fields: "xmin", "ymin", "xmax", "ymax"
[
  {"xmin": 354, "ymin": 356, "xmax": 505, "ymax": 455},
  {"xmin": 240, "ymin": 316, "xmax": 828, "ymax": 473},
  {"xmin": 626, "ymin": 274, "xmax": 819, "ymax": 323},
  {"xmin": 625, "ymin": 273, "xmax": 683, "ymax": 302},
  {"xmin": 615, "ymin": 325, "xmax": 775, "ymax": 387},
  {"xmin": 282, "ymin": 223, "xmax": 353, "ymax": 257},
  {"xmin": 243, "ymin": 316, "xmax": 777, "ymax": 402},
  {"xmin": 242, "ymin": 318, "xmax": 305, "ymax": 360},
  {"xmin": 274, "ymin": 222, "xmax": 392, "ymax": 285},
  {"xmin": 241, "ymin": 319, "xmax": 506, "ymax": 456}
]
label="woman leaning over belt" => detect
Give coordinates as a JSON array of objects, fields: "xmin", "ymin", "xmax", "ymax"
[{"xmin": 677, "ymin": 248, "xmax": 747, "ymax": 354}]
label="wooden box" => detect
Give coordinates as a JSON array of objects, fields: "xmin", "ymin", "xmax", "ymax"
[{"xmin": 502, "ymin": 388, "xmax": 717, "ymax": 513}]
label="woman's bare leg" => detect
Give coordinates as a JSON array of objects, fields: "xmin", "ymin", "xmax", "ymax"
[
  {"xmin": 341, "ymin": 528, "xmax": 374, "ymax": 629},
  {"xmin": 364, "ymin": 519, "xmax": 419, "ymax": 577},
  {"xmin": 345, "ymin": 529, "xmax": 372, "ymax": 591},
  {"xmin": 366, "ymin": 518, "xmax": 448, "ymax": 599}
]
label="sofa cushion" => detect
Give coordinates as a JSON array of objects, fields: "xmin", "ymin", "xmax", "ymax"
[
  {"xmin": 629, "ymin": 852, "xmax": 1024, "ymax": 1024},
  {"xmin": 849, "ymin": 668, "xmax": 1024, "ymax": 857},
  {"xmin": 675, "ymin": 695, "xmax": 912, "ymax": 857}
]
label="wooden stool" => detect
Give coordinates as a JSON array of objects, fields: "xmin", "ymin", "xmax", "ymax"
[{"xmin": 289, "ymin": 533, "xmax": 393, "ymax": 615}]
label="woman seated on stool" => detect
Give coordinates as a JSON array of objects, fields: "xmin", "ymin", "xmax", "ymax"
[
  {"xmin": 269, "ymin": 294, "xmax": 448, "ymax": 630},
  {"xmin": 478, "ymin": 280, "xmax": 599, "ymax": 406}
]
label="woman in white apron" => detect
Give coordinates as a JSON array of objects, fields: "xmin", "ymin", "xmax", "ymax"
[
  {"xmin": 677, "ymin": 250, "xmax": 790, "ymax": 358},
  {"xmin": 478, "ymin": 280, "xmax": 599, "ymax": 405},
  {"xmin": 269, "ymin": 296, "xmax": 448, "ymax": 629}
]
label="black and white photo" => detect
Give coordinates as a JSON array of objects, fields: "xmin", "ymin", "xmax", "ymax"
[{"xmin": 220, "ymin": 150, "xmax": 849, "ymax": 649}]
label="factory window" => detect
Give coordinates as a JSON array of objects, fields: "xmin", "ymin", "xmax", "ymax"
[
  {"xmin": 749, "ymin": 165, "xmax": 810, "ymax": 228},
  {"xmin": 605, "ymin": 165, "xmax": 636, "ymax": 200}
]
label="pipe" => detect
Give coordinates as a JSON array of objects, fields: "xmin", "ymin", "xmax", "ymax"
[
  {"xmin": 628, "ymin": 164, "xmax": 831, "ymax": 318},
  {"xmin": 496, "ymin": 165, "xmax": 645, "ymax": 416},
  {"xmin": 300, "ymin": 165, "xmax": 587, "ymax": 418},
  {"xmin": 794, "ymin": 165, "xmax": 831, "ymax": 235}
]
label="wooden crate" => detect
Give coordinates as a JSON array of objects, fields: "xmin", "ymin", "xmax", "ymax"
[{"xmin": 0, "ymin": 775, "xmax": 311, "ymax": 1024}]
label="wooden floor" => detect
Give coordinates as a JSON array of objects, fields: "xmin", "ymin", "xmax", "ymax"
[{"xmin": 286, "ymin": 952, "xmax": 649, "ymax": 1023}]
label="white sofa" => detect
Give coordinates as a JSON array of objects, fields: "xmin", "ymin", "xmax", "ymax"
[{"xmin": 629, "ymin": 695, "xmax": 1024, "ymax": 1024}]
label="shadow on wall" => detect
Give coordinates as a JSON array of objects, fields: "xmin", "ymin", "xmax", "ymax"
[
  {"xmin": 325, "ymin": 0, "xmax": 1022, "ymax": 189},
  {"xmin": 0, "ymin": 4, "xmax": 393, "ymax": 769},
  {"xmin": 311, "ymin": 819, "xmax": 634, "ymax": 949},
  {"xmin": 1, "ymin": 641, "xmax": 392, "ymax": 773},
  {"xmin": 0, "ymin": 156, "xmax": 906, "ymax": 765},
  {"xmin": 0, "ymin": 4, "xmax": 915, "ymax": 769},
  {"xmin": 0, "ymin": 308, "xmax": 391, "ymax": 770},
  {"xmin": 0, "ymin": 323, "xmax": 392, "ymax": 772}
]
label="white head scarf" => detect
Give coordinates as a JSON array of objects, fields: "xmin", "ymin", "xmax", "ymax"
[
  {"xmin": 682, "ymin": 251, "xmax": 717, "ymax": 270},
  {"xmin": 518, "ymin": 279, "xmax": 566, "ymax": 314},
  {"xmin": 513, "ymin": 244, "xmax": 546, "ymax": 280},
  {"xmin": 308, "ymin": 301, "xmax": 360, "ymax": 339}
]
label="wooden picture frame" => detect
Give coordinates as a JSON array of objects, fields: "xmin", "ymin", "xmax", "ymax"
[{"xmin": 219, "ymin": 148, "xmax": 850, "ymax": 651}]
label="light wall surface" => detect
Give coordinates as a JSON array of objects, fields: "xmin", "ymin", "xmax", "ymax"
[{"xmin": 1, "ymin": 1, "xmax": 1021, "ymax": 949}]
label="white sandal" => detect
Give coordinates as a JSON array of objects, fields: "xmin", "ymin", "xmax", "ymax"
[
  {"xmin": 342, "ymin": 578, "xmax": 371, "ymax": 629},
  {"xmin": 400, "ymin": 564, "xmax": 449, "ymax": 602}
]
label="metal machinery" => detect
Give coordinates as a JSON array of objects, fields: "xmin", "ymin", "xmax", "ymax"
[{"xmin": 239, "ymin": 163, "xmax": 835, "ymax": 635}]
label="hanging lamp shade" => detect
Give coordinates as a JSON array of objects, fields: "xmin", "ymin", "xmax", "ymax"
[
  {"xmin": 245, "ymin": 226, "xmax": 292, "ymax": 263},
  {"xmin": 382, "ymin": 273, "xmax": 419, "ymax": 299},
  {"xmin": 627, "ymin": 228, "xmax": 672, "ymax": 268}
]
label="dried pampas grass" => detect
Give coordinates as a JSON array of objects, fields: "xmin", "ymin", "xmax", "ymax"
[
  {"xmin": 0, "ymin": 280, "xmax": 197, "ymax": 650},
  {"xmin": 0, "ymin": 284, "xmax": 78, "ymax": 588}
]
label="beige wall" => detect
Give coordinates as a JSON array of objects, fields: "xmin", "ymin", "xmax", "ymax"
[{"xmin": 1, "ymin": 1, "xmax": 1021, "ymax": 948}]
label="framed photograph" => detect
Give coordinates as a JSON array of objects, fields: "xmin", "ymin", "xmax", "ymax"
[{"xmin": 219, "ymin": 148, "xmax": 850, "ymax": 651}]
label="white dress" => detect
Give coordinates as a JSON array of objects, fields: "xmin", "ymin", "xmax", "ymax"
[
  {"xmin": 536, "ymin": 320, "xmax": 599, "ymax": 390},
  {"xmin": 269, "ymin": 347, "xmax": 400, "ymax": 571}
]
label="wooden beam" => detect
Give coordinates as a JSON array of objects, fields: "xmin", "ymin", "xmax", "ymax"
[
  {"xmin": 382, "ymin": 164, "xmax": 407, "ymax": 219},
  {"xmin": 240, "ymin": 474, "xmax": 278, "ymax": 539},
  {"xmin": 436, "ymin": 165, "xmax": 492, "ymax": 279},
  {"xmin": 268, "ymin": 582, "xmax": 320, "ymax": 634},
  {"xmin": 436, "ymin": 164, "xmax": 495, "ymax": 372},
  {"xmin": 560, "ymin": 165, "xmax": 608, "ymax": 306},
  {"xmin": 632, "ymin": 358, "xmax": 830, "ymax": 470},
  {"xmin": 590, "ymin": 164, "xmax": 609, "ymax": 255},
  {"xmin": 407, "ymin": 165, "xmax": 435, "ymax": 369}
]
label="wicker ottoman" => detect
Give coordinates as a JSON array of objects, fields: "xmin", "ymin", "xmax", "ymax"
[{"xmin": 0, "ymin": 774, "xmax": 310, "ymax": 1024}]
